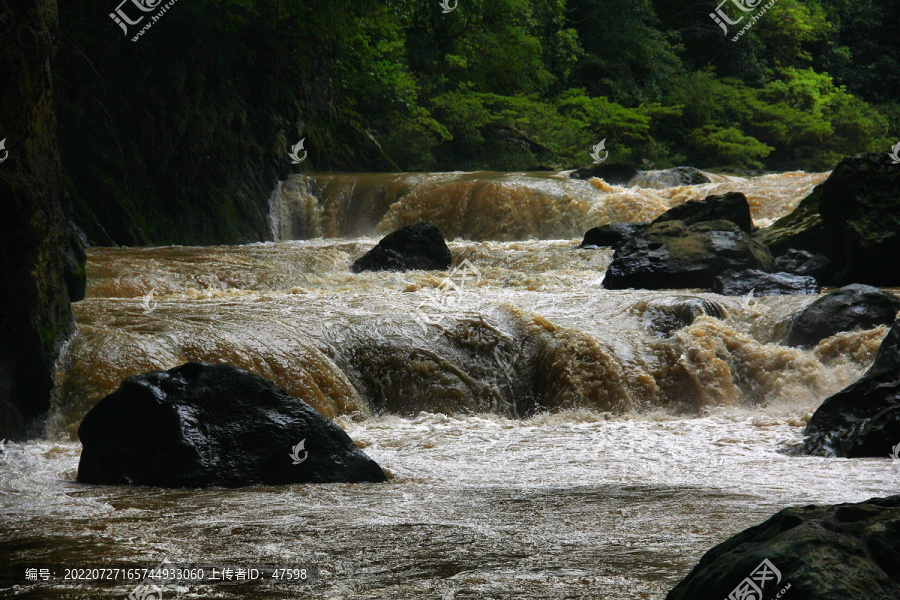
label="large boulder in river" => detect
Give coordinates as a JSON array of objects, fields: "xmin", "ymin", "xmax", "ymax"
[
  {"xmin": 351, "ymin": 223, "xmax": 452, "ymax": 273},
  {"xmin": 786, "ymin": 284, "xmax": 900, "ymax": 348},
  {"xmin": 579, "ymin": 223, "xmax": 647, "ymax": 248},
  {"xmin": 76, "ymin": 362, "xmax": 388, "ymax": 487},
  {"xmin": 638, "ymin": 296, "xmax": 727, "ymax": 338},
  {"xmin": 757, "ymin": 153, "xmax": 900, "ymax": 284},
  {"xmin": 603, "ymin": 220, "xmax": 774, "ymax": 290},
  {"xmin": 569, "ymin": 162, "xmax": 638, "ymax": 183},
  {"xmin": 653, "ymin": 192, "xmax": 753, "ymax": 233},
  {"xmin": 665, "ymin": 495, "xmax": 900, "ymax": 600},
  {"xmin": 803, "ymin": 321, "xmax": 900, "ymax": 457},
  {"xmin": 711, "ymin": 269, "xmax": 819, "ymax": 296},
  {"xmin": 774, "ymin": 249, "xmax": 832, "ymax": 280}
]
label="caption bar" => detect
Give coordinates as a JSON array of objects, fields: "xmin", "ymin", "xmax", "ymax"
[{"xmin": 14, "ymin": 563, "xmax": 317, "ymax": 586}]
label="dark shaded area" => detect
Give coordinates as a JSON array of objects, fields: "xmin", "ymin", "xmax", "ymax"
[
  {"xmin": 666, "ymin": 495, "xmax": 900, "ymax": 600},
  {"xmin": 0, "ymin": 0, "xmax": 84, "ymax": 441},
  {"xmin": 77, "ymin": 362, "xmax": 387, "ymax": 487},
  {"xmin": 711, "ymin": 269, "xmax": 819, "ymax": 296},
  {"xmin": 652, "ymin": 192, "xmax": 753, "ymax": 233},
  {"xmin": 803, "ymin": 320, "xmax": 900, "ymax": 458}
]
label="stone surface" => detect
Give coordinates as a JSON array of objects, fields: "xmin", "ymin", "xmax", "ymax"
[
  {"xmin": 652, "ymin": 192, "xmax": 753, "ymax": 233},
  {"xmin": 665, "ymin": 495, "xmax": 900, "ymax": 600},
  {"xmin": 773, "ymin": 249, "xmax": 832, "ymax": 280},
  {"xmin": 0, "ymin": 0, "xmax": 84, "ymax": 440},
  {"xmin": 628, "ymin": 167, "xmax": 710, "ymax": 189},
  {"xmin": 569, "ymin": 162, "xmax": 639, "ymax": 184},
  {"xmin": 786, "ymin": 284, "xmax": 900, "ymax": 348},
  {"xmin": 711, "ymin": 269, "xmax": 819, "ymax": 296},
  {"xmin": 803, "ymin": 320, "xmax": 900, "ymax": 457},
  {"xmin": 77, "ymin": 362, "xmax": 388, "ymax": 487},
  {"xmin": 639, "ymin": 296, "xmax": 727, "ymax": 338},
  {"xmin": 603, "ymin": 220, "xmax": 774, "ymax": 290},
  {"xmin": 351, "ymin": 223, "xmax": 452, "ymax": 273},
  {"xmin": 578, "ymin": 223, "xmax": 646, "ymax": 248}
]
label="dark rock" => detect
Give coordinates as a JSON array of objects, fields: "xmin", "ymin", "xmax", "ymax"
[
  {"xmin": 77, "ymin": 362, "xmax": 388, "ymax": 487},
  {"xmin": 653, "ymin": 192, "xmax": 753, "ymax": 233},
  {"xmin": 1, "ymin": 0, "xmax": 83, "ymax": 440},
  {"xmin": 665, "ymin": 495, "xmax": 900, "ymax": 600},
  {"xmin": 803, "ymin": 320, "xmax": 900, "ymax": 457},
  {"xmin": 711, "ymin": 269, "xmax": 819, "ymax": 296},
  {"xmin": 640, "ymin": 296, "xmax": 727, "ymax": 338},
  {"xmin": 755, "ymin": 186, "xmax": 828, "ymax": 258},
  {"xmin": 603, "ymin": 220, "xmax": 774, "ymax": 290},
  {"xmin": 786, "ymin": 284, "xmax": 900, "ymax": 348},
  {"xmin": 569, "ymin": 162, "xmax": 639, "ymax": 184},
  {"xmin": 629, "ymin": 167, "xmax": 711, "ymax": 189},
  {"xmin": 773, "ymin": 249, "xmax": 832, "ymax": 280},
  {"xmin": 578, "ymin": 223, "xmax": 647, "ymax": 248},
  {"xmin": 818, "ymin": 153, "xmax": 900, "ymax": 285},
  {"xmin": 351, "ymin": 223, "xmax": 452, "ymax": 273}
]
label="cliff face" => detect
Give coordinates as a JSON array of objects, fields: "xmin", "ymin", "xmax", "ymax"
[{"xmin": 0, "ymin": 0, "xmax": 85, "ymax": 440}]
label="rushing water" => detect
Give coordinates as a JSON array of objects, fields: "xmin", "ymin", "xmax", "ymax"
[{"xmin": 2, "ymin": 170, "xmax": 899, "ymax": 599}]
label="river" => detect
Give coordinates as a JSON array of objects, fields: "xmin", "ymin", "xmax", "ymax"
[{"xmin": 2, "ymin": 169, "xmax": 898, "ymax": 599}]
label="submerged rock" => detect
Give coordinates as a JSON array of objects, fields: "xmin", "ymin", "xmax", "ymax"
[
  {"xmin": 578, "ymin": 223, "xmax": 646, "ymax": 248},
  {"xmin": 639, "ymin": 296, "xmax": 727, "ymax": 338},
  {"xmin": 569, "ymin": 162, "xmax": 638, "ymax": 184},
  {"xmin": 803, "ymin": 321, "xmax": 900, "ymax": 457},
  {"xmin": 773, "ymin": 249, "xmax": 831, "ymax": 280},
  {"xmin": 603, "ymin": 220, "xmax": 774, "ymax": 290},
  {"xmin": 711, "ymin": 269, "xmax": 819, "ymax": 296},
  {"xmin": 665, "ymin": 495, "xmax": 900, "ymax": 600},
  {"xmin": 77, "ymin": 362, "xmax": 388, "ymax": 487},
  {"xmin": 786, "ymin": 284, "xmax": 900, "ymax": 348},
  {"xmin": 351, "ymin": 223, "xmax": 452, "ymax": 273},
  {"xmin": 628, "ymin": 167, "xmax": 710, "ymax": 189},
  {"xmin": 652, "ymin": 192, "xmax": 753, "ymax": 233}
]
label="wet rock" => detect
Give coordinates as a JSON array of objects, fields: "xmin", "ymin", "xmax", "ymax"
[
  {"xmin": 640, "ymin": 296, "xmax": 727, "ymax": 338},
  {"xmin": 803, "ymin": 320, "xmax": 900, "ymax": 457},
  {"xmin": 665, "ymin": 495, "xmax": 900, "ymax": 600},
  {"xmin": 757, "ymin": 153, "xmax": 900, "ymax": 284},
  {"xmin": 711, "ymin": 269, "xmax": 819, "ymax": 296},
  {"xmin": 76, "ymin": 362, "xmax": 388, "ymax": 487},
  {"xmin": 578, "ymin": 223, "xmax": 647, "ymax": 248},
  {"xmin": 569, "ymin": 162, "xmax": 639, "ymax": 184},
  {"xmin": 818, "ymin": 153, "xmax": 900, "ymax": 285},
  {"xmin": 603, "ymin": 220, "xmax": 774, "ymax": 290},
  {"xmin": 786, "ymin": 284, "xmax": 900, "ymax": 348},
  {"xmin": 629, "ymin": 167, "xmax": 711, "ymax": 189},
  {"xmin": 773, "ymin": 249, "xmax": 832, "ymax": 280},
  {"xmin": 0, "ymin": 0, "xmax": 83, "ymax": 440},
  {"xmin": 351, "ymin": 223, "xmax": 452, "ymax": 273},
  {"xmin": 652, "ymin": 192, "xmax": 753, "ymax": 233}
]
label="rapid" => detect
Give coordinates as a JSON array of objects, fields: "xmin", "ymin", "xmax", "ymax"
[{"xmin": 2, "ymin": 169, "xmax": 898, "ymax": 599}]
